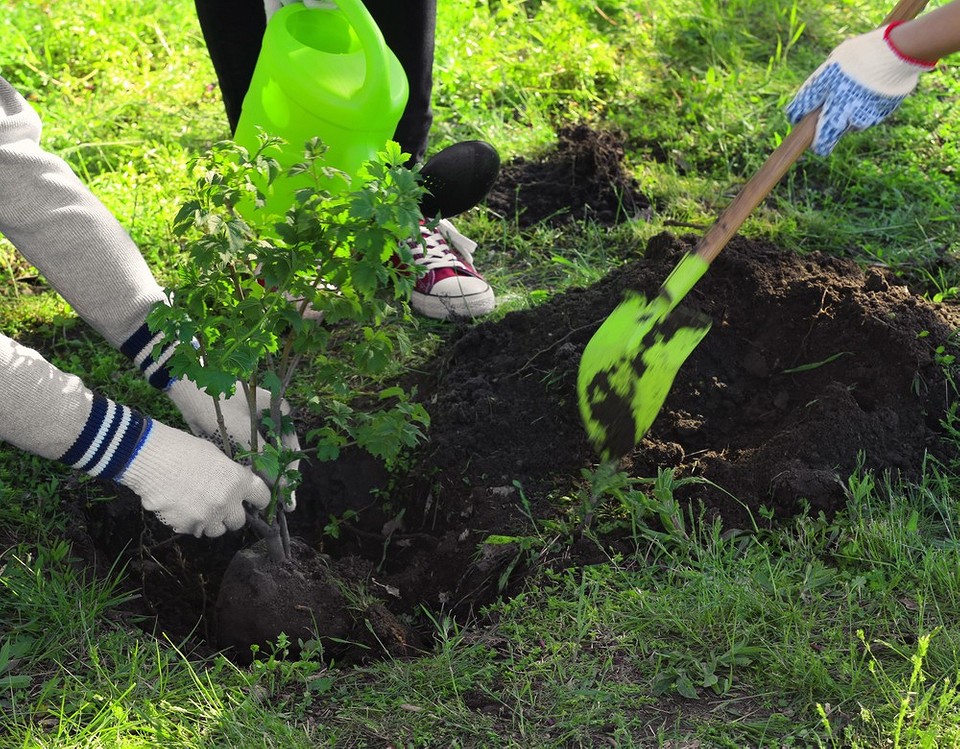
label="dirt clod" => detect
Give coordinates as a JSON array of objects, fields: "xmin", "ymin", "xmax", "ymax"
[
  {"xmin": 216, "ymin": 538, "xmax": 422, "ymax": 663},
  {"xmin": 216, "ymin": 539, "xmax": 352, "ymax": 663}
]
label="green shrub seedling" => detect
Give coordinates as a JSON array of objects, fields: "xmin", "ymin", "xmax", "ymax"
[{"xmin": 148, "ymin": 132, "xmax": 430, "ymax": 560}]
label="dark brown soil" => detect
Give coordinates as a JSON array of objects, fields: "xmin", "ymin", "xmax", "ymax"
[
  {"xmin": 485, "ymin": 123, "xmax": 650, "ymax": 227},
  {"xmin": 216, "ymin": 538, "xmax": 421, "ymax": 664},
  {"xmin": 73, "ymin": 125, "xmax": 960, "ymax": 663}
]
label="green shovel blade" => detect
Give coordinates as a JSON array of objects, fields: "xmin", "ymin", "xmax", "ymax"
[{"xmin": 577, "ymin": 253, "xmax": 712, "ymax": 460}]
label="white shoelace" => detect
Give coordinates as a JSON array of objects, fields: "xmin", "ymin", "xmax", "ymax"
[{"xmin": 414, "ymin": 219, "xmax": 479, "ymax": 271}]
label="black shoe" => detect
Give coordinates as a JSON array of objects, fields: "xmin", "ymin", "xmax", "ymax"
[{"xmin": 418, "ymin": 140, "xmax": 501, "ymax": 219}]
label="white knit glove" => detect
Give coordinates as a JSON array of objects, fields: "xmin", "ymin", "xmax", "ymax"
[
  {"xmin": 0, "ymin": 334, "xmax": 271, "ymax": 539},
  {"xmin": 263, "ymin": 0, "xmax": 330, "ymax": 21},
  {"xmin": 119, "ymin": 322, "xmax": 300, "ymax": 511},
  {"xmin": 786, "ymin": 23, "xmax": 937, "ymax": 155},
  {"xmin": 166, "ymin": 378, "xmax": 301, "ymax": 511},
  {"xmin": 119, "ymin": 420, "xmax": 271, "ymax": 537}
]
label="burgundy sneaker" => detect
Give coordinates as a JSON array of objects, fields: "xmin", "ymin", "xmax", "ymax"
[{"xmin": 409, "ymin": 219, "xmax": 495, "ymax": 320}]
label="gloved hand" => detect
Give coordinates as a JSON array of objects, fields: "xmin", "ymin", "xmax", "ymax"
[
  {"xmin": 119, "ymin": 420, "xmax": 271, "ymax": 538},
  {"xmin": 0, "ymin": 334, "xmax": 270, "ymax": 538},
  {"xmin": 166, "ymin": 378, "xmax": 301, "ymax": 511},
  {"xmin": 786, "ymin": 23, "xmax": 937, "ymax": 156},
  {"xmin": 263, "ymin": 0, "xmax": 329, "ymax": 21},
  {"xmin": 118, "ymin": 324, "xmax": 300, "ymax": 510}
]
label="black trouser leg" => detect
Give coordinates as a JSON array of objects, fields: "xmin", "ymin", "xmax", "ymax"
[
  {"xmin": 362, "ymin": 0, "xmax": 436, "ymax": 163},
  {"xmin": 193, "ymin": 0, "xmax": 265, "ymax": 133}
]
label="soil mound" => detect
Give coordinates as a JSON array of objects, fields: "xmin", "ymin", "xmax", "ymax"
[
  {"xmin": 291, "ymin": 231, "xmax": 960, "ymax": 640},
  {"xmin": 485, "ymin": 123, "xmax": 650, "ymax": 227},
  {"xmin": 401, "ymin": 233, "xmax": 960, "ymax": 528}
]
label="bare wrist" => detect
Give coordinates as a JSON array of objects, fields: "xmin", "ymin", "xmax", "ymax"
[{"xmin": 886, "ymin": 22, "xmax": 939, "ymax": 67}]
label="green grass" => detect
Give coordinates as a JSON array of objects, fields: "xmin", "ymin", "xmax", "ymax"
[{"xmin": 4, "ymin": 0, "xmax": 960, "ymax": 745}]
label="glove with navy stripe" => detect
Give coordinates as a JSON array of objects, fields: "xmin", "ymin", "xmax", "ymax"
[
  {"xmin": 121, "ymin": 322, "xmax": 300, "ymax": 511},
  {"xmin": 0, "ymin": 335, "xmax": 270, "ymax": 537},
  {"xmin": 786, "ymin": 22, "xmax": 937, "ymax": 156}
]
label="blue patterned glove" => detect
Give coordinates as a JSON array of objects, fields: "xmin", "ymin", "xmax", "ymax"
[{"xmin": 787, "ymin": 22, "xmax": 937, "ymax": 156}]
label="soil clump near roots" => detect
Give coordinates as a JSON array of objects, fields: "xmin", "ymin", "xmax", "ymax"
[{"xmin": 71, "ymin": 125, "xmax": 960, "ymax": 662}]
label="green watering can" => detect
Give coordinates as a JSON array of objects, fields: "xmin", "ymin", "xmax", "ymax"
[{"xmin": 234, "ymin": 0, "xmax": 409, "ymax": 215}]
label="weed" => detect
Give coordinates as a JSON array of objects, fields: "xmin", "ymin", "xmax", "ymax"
[{"xmin": 652, "ymin": 641, "xmax": 759, "ymax": 700}]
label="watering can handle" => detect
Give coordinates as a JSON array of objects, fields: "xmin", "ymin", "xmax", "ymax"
[
  {"xmin": 693, "ymin": 0, "xmax": 930, "ymax": 266},
  {"xmin": 326, "ymin": 0, "xmax": 394, "ymax": 109}
]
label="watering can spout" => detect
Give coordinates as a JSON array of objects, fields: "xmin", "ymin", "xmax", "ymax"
[{"xmin": 234, "ymin": 0, "xmax": 409, "ymax": 215}]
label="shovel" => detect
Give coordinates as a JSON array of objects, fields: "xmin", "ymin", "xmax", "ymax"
[{"xmin": 577, "ymin": 0, "xmax": 930, "ymax": 461}]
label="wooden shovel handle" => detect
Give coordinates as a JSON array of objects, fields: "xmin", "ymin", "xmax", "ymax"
[{"xmin": 694, "ymin": 0, "xmax": 930, "ymax": 265}]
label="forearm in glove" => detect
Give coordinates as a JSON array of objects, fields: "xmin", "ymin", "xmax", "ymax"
[
  {"xmin": 786, "ymin": 22, "xmax": 937, "ymax": 156},
  {"xmin": 0, "ymin": 334, "xmax": 270, "ymax": 537},
  {"xmin": 263, "ymin": 0, "xmax": 326, "ymax": 21}
]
